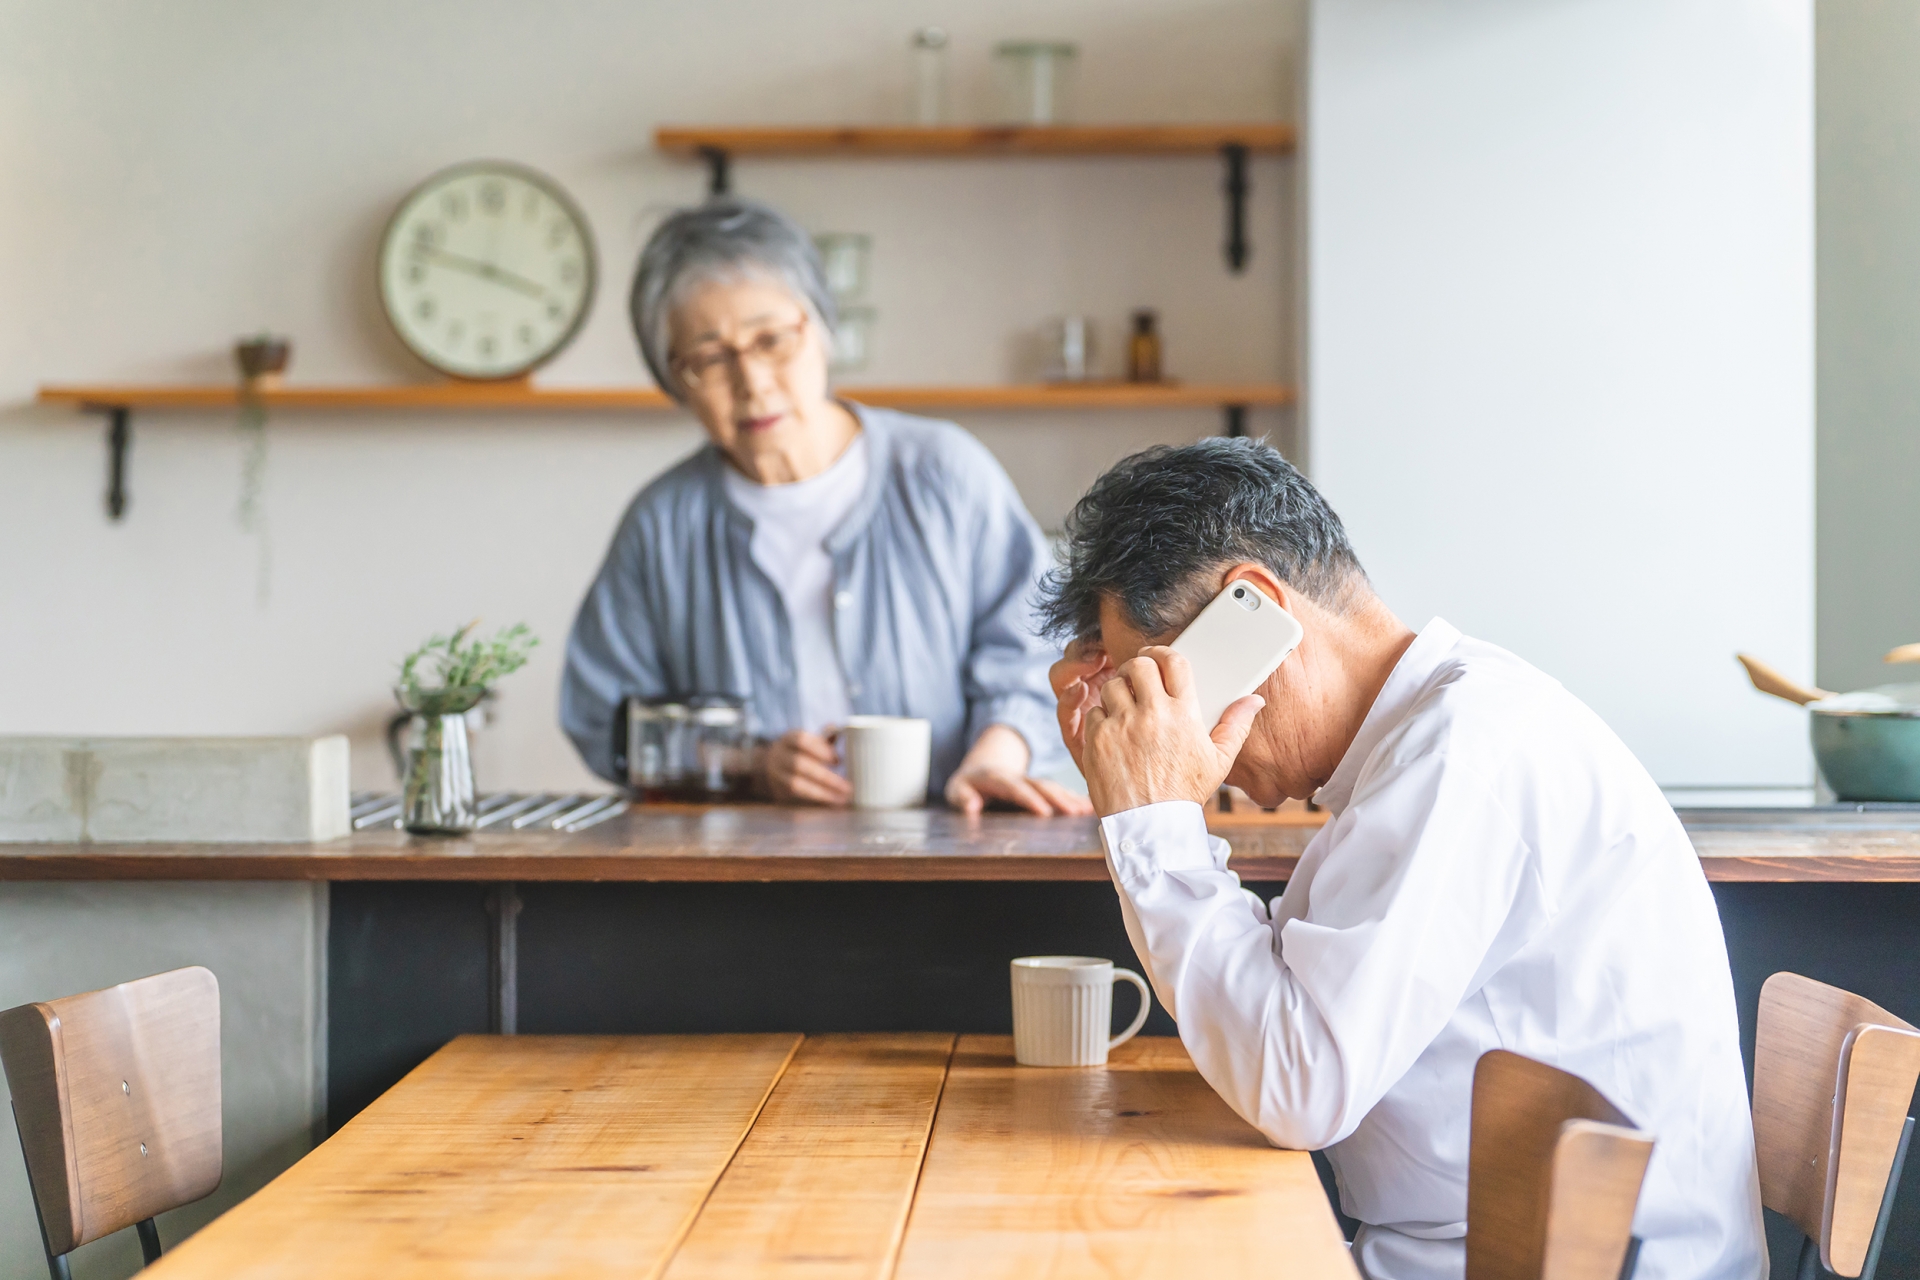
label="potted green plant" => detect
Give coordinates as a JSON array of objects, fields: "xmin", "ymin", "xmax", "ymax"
[{"xmin": 394, "ymin": 622, "xmax": 537, "ymax": 834}]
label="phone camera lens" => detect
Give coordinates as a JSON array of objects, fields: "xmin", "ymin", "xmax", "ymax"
[{"xmin": 1233, "ymin": 587, "xmax": 1246, "ymax": 599}]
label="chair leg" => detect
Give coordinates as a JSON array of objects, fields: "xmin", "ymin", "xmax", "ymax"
[
  {"xmin": 1858, "ymin": 1116, "xmax": 1913, "ymax": 1280},
  {"xmin": 1795, "ymin": 1234, "xmax": 1821, "ymax": 1280},
  {"xmin": 136, "ymin": 1217, "xmax": 163, "ymax": 1265},
  {"xmin": 13, "ymin": 1103, "xmax": 71, "ymax": 1280}
]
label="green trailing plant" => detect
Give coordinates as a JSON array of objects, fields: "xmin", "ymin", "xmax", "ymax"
[{"xmin": 396, "ymin": 621, "xmax": 538, "ymax": 715}]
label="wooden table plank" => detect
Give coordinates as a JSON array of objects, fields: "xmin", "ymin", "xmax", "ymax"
[
  {"xmin": 661, "ymin": 1033, "xmax": 954, "ymax": 1280},
  {"xmin": 145, "ymin": 1034, "xmax": 801, "ymax": 1279},
  {"xmin": 892, "ymin": 1036, "xmax": 1357, "ymax": 1280}
]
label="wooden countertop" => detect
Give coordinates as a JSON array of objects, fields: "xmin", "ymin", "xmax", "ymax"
[{"xmin": 4, "ymin": 805, "xmax": 1919, "ymax": 883}]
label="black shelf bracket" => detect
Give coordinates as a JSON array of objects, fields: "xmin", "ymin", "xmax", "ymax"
[
  {"xmin": 101, "ymin": 405, "xmax": 131, "ymax": 521},
  {"xmin": 699, "ymin": 146, "xmax": 732, "ymax": 197},
  {"xmin": 1224, "ymin": 403, "xmax": 1248, "ymax": 438},
  {"xmin": 1222, "ymin": 143, "xmax": 1250, "ymax": 273}
]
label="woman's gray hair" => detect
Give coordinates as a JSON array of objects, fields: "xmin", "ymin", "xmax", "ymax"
[{"xmin": 629, "ymin": 198, "xmax": 837, "ymax": 400}]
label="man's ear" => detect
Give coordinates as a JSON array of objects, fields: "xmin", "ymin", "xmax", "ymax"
[{"xmin": 1219, "ymin": 562, "xmax": 1295, "ymax": 614}]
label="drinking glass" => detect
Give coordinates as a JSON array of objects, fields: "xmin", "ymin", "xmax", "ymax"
[{"xmin": 994, "ymin": 41, "xmax": 1078, "ymax": 124}]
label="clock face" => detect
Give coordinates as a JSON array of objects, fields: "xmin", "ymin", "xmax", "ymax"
[{"xmin": 378, "ymin": 161, "xmax": 597, "ymax": 380}]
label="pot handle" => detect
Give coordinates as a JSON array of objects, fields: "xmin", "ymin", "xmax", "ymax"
[{"xmin": 1736, "ymin": 654, "xmax": 1834, "ymax": 706}]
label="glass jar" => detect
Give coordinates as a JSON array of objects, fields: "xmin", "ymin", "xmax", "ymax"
[
  {"xmin": 813, "ymin": 233, "xmax": 872, "ymax": 302},
  {"xmin": 993, "ymin": 41, "xmax": 1078, "ymax": 125},
  {"xmin": 399, "ymin": 712, "xmax": 477, "ymax": 833},
  {"xmin": 831, "ymin": 306, "xmax": 877, "ymax": 373}
]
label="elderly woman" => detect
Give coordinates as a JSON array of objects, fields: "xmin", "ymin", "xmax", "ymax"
[{"xmin": 561, "ymin": 199, "xmax": 1086, "ymax": 815}]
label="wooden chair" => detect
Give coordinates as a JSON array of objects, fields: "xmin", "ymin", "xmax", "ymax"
[
  {"xmin": 0, "ymin": 967, "xmax": 222, "ymax": 1280},
  {"xmin": 1754, "ymin": 972, "xmax": 1920, "ymax": 1280},
  {"xmin": 1466, "ymin": 1049, "xmax": 1655, "ymax": 1280}
]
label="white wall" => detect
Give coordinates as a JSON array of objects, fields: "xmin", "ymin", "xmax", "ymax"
[
  {"xmin": 1815, "ymin": 1, "xmax": 1920, "ymax": 695},
  {"xmin": 0, "ymin": 0, "xmax": 1299, "ymax": 790},
  {"xmin": 1306, "ymin": 0, "xmax": 1814, "ymax": 786}
]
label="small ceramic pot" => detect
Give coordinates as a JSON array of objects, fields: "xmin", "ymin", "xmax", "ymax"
[{"xmin": 235, "ymin": 336, "xmax": 292, "ymax": 383}]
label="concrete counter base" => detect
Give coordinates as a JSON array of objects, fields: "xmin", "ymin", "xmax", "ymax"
[{"xmin": 0, "ymin": 883, "xmax": 325, "ymax": 1280}]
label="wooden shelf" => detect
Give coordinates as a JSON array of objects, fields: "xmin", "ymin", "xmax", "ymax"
[
  {"xmin": 654, "ymin": 123, "xmax": 1295, "ymax": 158},
  {"xmin": 43, "ymin": 380, "xmax": 1294, "ymax": 520},
  {"xmin": 654, "ymin": 122, "xmax": 1293, "ymax": 273},
  {"xmin": 38, "ymin": 381, "xmax": 1294, "ymax": 414}
]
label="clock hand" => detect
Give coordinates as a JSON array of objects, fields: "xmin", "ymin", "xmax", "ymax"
[{"xmin": 413, "ymin": 246, "xmax": 549, "ymax": 300}]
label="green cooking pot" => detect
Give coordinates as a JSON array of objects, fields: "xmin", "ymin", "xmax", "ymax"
[
  {"xmin": 1806, "ymin": 686, "xmax": 1920, "ymax": 802},
  {"xmin": 1738, "ymin": 653, "xmax": 1920, "ymax": 802}
]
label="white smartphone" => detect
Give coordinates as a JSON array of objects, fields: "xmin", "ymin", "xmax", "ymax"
[{"xmin": 1168, "ymin": 582, "xmax": 1305, "ymax": 727}]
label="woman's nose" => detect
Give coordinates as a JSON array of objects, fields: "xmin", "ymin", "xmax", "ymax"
[{"xmin": 732, "ymin": 352, "xmax": 780, "ymax": 400}]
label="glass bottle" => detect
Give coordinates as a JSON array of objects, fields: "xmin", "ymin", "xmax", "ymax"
[
  {"xmin": 912, "ymin": 28, "xmax": 949, "ymax": 126},
  {"xmin": 1127, "ymin": 310, "xmax": 1163, "ymax": 383}
]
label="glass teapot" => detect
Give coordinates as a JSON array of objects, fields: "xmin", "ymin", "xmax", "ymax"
[{"xmin": 623, "ymin": 695, "xmax": 754, "ymax": 802}]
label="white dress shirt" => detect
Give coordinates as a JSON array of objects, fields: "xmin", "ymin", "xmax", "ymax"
[
  {"xmin": 1100, "ymin": 619, "xmax": 1765, "ymax": 1280},
  {"xmin": 721, "ymin": 434, "xmax": 870, "ymax": 734}
]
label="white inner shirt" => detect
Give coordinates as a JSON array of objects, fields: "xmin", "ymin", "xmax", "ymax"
[{"xmin": 721, "ymin": 433, "xmax": 869, "ymax": 735}]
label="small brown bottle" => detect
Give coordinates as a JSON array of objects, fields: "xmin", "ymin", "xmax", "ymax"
[{"xmin": 1127, "ymin": 309, "xmax": 1162, "ymax": 383}]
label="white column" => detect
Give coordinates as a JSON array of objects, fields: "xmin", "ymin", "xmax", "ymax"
[{"xmin": 1305, "ymin": 0, "xmax": 1814, "ymax": 786}]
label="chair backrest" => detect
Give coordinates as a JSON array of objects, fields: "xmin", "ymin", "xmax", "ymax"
[
  {"xmin": 1467, "ymin": 1049, "xmax": 1655, "ymax": 1280},
  {"xmin": 0, "ymin": 966, "xmax": 222, "ymax": 1256},
  {"xmin": 1753, "ymin": 972, "xmax": 1920, "ymax": 1278}
]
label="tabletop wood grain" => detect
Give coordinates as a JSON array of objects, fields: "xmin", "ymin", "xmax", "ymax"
[
  {"xmin": 142, "ymin": 1034, "xmax": 801, "ymax": 1279},
  {"xmin": 4, "ymin": 805, "xmax": 1918, "ymax": 883},
  {"xmin": 662, "ymin": 1033, "xmax": 954, "ymax": 1280},
  {"xmin": 140, "ymin": 1034, "xmax": 1356, "ymax": 1280},
  {"xmin": 893, "ymin": 1035, "xmax": 1356, "ymax": 1280}
]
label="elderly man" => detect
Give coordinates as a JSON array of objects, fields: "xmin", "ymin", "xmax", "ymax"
[{"xmin": 1044, "ymin": 439, "xmax": 1764, "ymax": 1280}]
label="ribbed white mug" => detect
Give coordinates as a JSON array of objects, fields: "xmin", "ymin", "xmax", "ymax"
[
  {"xmin": 1010, "ymin": 956, "xmax": 1152, "ymax": 1067},
  {"xmin": 840, "ymin": 716, "xmax": 932, "ymax": 809}
]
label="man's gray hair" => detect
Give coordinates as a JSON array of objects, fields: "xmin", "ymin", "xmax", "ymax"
[
  {"xmin": 629, "ymin": 198, "xmax": 836, "ymax": 400},
  {"xmin": 1039, "ymin": 437, "xmax": 1369, "ymax": 642}
]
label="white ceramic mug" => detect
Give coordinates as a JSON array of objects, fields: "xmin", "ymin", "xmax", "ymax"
[
  {"xmin": 1010, "ymin": 955, "xmax": 1152, "ymax": 1067},
  {"xmin": 839, "ymin": 716, "xmax": 932, "ymax": 809}
]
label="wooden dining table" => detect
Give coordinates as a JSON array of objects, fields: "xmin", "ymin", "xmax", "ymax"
[{"xmin": 144, "ymin": 1032, "xmax": 1357, "ymax": 1279}]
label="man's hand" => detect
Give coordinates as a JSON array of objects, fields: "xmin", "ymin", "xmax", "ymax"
[
  {"xmin": 945, "ymin": 721, "xmax": 1094, "ymax": 817},
  {"xmin": 1049, "ymin": 637, "xmax": 1115, "ymax": 774},
  {"xmin": 1080, "ymin": 646, "xmax": 1263, "ymax": 816},
  {"xmin": 762, "ymin": 730, "xmax": 853, "ymax": 806}
]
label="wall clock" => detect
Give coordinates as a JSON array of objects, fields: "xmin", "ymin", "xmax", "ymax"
[{"xmin": 378, "ymin": 160, "xmax": 597, "ymax": 380}]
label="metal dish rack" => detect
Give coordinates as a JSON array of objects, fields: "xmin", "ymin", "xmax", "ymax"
[{"xmin": 349, "ymin": 792, "xmax": 629, "ymax": 834}]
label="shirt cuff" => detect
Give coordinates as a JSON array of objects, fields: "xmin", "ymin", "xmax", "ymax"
[{"xmin": 1099, "ymin": 801, "xmax": 1222, "ymax": 881}]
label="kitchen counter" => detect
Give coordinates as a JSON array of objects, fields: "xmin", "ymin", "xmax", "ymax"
[
  {"xmin": 4, "ymin": 803, "xmax": 1919, "ymax": 882},
  {"xmin": 6, "ymin": 802, "xmax": 1919, "ymax": 1275}
]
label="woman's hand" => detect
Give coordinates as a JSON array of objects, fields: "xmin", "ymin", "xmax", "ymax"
[
  {"xmin": 761, "ymin": 730, "xmax": 853, "ymax": 806},
  {"xmin": 944, "ymin": 723, "xmax": 1095, "ymax": 817}
]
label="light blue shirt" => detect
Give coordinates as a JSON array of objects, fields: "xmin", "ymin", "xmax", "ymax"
[{"xmin": 560, "ymin": 404, "xmax": 1066, "ymax": 797}]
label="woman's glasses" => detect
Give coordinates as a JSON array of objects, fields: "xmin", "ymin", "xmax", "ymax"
[{"xmin": 672, "ymin": 317, "xmax": 810, "ymax": 392}]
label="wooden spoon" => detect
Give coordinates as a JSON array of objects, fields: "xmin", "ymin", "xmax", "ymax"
[
  {"xmin": 1885, "ymin": 643, "xmax": 1920, "ymax": 664},
  {"xmin": 1736, "ymin": 653, "xmax": 1835, "ymax": 706}
]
